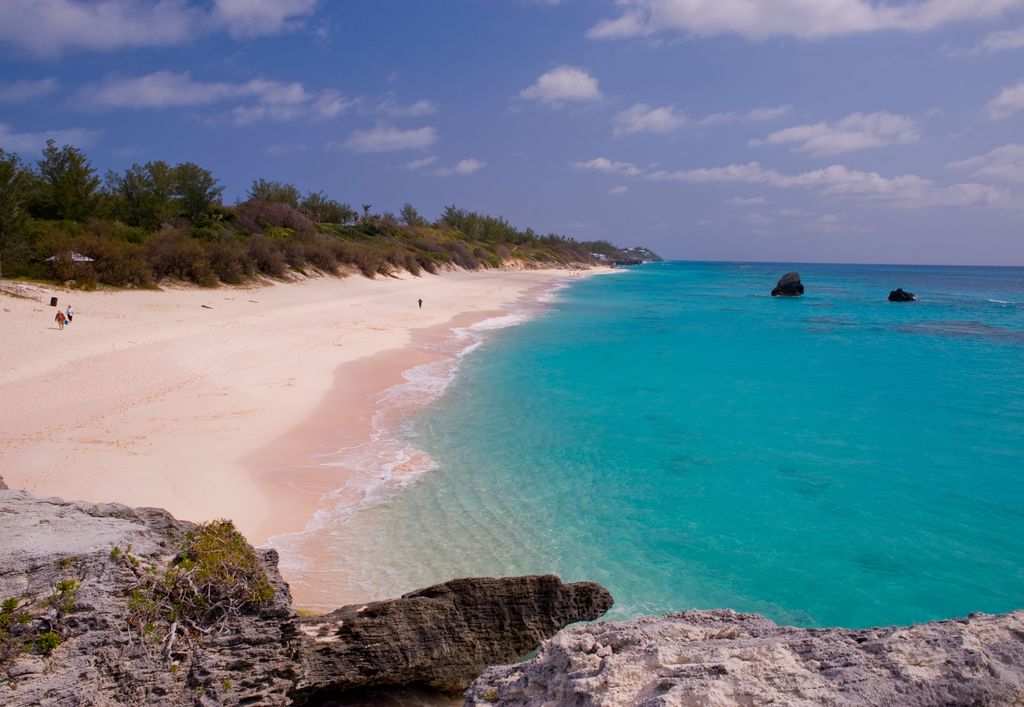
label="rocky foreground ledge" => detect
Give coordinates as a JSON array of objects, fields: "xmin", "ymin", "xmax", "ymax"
[
  {"xmin": 3, "ymin": 481, "xmax": 1024, "ymax": 706},
  {"xmin": 0, "ymin": 485, "xmax": 610, "ymax": 705},
  {"xmin": 467, "ymin": 607, "xmax": 1024, "ymax": 706}
]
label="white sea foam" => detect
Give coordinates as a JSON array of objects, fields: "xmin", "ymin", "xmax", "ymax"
[{"xmin": 268, "ymin": 291, "xmax": 558, "ymax": 579}]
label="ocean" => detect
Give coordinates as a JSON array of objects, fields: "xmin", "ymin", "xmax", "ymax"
[{"xmin": 275, "ymin": 262, "xmax": 1024, "ymax": 629}]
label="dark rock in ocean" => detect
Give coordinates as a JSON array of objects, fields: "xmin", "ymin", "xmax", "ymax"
[
  {"xmin": 466, "ymin": 609, "xmax": 1024, "ymax": 706},
  {"xmin": 294, "ymin": 576, "xmax": 613, "ymax": 700},
  {"xmin": 889, "ymin": 288, "xmax": 916, "ymax": 302},
  {"xmin": 771, "ymin": 271, "xmax": 804, "ymax": 297},
  {"xmin": 0, "ymin": 474, "xmax": 6, "ymax": 490},
  {"xmin": 0, "ymin": 487, "xmax": 612, "ymax": 706}
]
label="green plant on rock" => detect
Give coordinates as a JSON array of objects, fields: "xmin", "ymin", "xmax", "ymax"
[
  {"xmin": 48, "ymin": 578, "xmax": 80, "ymax": 614},
  {"xmin": 36, "ymin": 631, "xmax": 62, "ymax": 655},
  {"xmin": 0, "ymin": 580, "xmax": 80, "ymax": 666},
  {"xmin": 119, "ymin": 519, "xmax": 274, "ymax": 659}
]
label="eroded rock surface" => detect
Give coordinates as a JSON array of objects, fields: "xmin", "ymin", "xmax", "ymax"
[
  {"xmin": 295, "ymin": 576, "xmax": 612, "ymax": 700},
  {"xmin": 466, "ymin": 609, "xmax": 1024, "ymax": 706},
  {"xmin": 0, "ymin": 488, "xmax": 611, "ymax": 705}
]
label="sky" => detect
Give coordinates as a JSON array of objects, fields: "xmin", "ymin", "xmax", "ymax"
[{"xmin": 1, "ymin": 1, "xmax": 1023, "ymax": 265}]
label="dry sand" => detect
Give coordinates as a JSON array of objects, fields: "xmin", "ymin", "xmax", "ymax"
[{"xmin": 0, "ymin": 268, "xmax": 588, "ymax": 546}]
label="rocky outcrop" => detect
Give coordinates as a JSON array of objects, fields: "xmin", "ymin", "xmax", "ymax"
[
  {"xmin": 771, "ymin": 272, "xmax": 804, "ymax": 297},
  {"xmin": 467, "ymin": 609, "xmax": 1024, "ymax": 706},
  {"xmin": 0, "ymin": 488, "xmax": 611, "ymax": 705},
  {"xmin": 0, "ymin": 475, "xmax": 6, "ymax": 490},
  {"xmin": 889, "ymin": 288, "xmax": 916, "ymax": 302},
  {"xmin": 294, "ymin": 576, "xmax": 612, "ymax": 701}
]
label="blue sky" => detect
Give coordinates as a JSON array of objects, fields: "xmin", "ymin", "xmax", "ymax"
[{"xmin": 1, "ymin": 0, "xmax": 1023, "ymax": 264}]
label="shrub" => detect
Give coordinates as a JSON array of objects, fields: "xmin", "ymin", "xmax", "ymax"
[
  {"xmin": 207, "ymin": 238, "xmax": 254, "ymax": 284},
  {"xmin": 235, "ymin": 200, "xmax": 315, "ymax": 238},
  {"xmin": 146, "ymin": 226, "xmax": 216, "ymax": 286},
  {"xmin": 120, "ymin": 519, "xmax": 275, "ymax": 648},
  {"xmin": 247, "ymin": 236, "xmax": 287, "ymax": 278}
]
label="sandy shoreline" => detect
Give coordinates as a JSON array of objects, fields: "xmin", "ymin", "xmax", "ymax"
[{"xmin": 0, "ymin": 268, "xmax": 596, "ymax": 555}]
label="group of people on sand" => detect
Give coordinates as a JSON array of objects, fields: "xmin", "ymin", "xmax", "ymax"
[{"xmin": 54, "ymin": 305, "xmax": 73, "ymax": 330}]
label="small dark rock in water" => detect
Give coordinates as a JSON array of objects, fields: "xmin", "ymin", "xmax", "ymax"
[
  {"xmin": 771, "ymin": 272, "xmax": 804, "ymax": 297},
  {"xmin": 889, "ymin": 288, "xmax": 916, "ymax": 302},
  {"xmin": 0, "ymin": 475, "xmax": 6, "ymax": 490}
]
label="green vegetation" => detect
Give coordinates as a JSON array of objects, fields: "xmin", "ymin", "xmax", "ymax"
[
  {"xmin": 0, "ymin": 574, "xmax": 80, "ymax": 666},
  {"xmin": 0, "ymin": 141, "xmax": 658, "ymax": 288},
  {"xmin": 116, "ymin": 519, "xmax": 274, "ymax": 659}
]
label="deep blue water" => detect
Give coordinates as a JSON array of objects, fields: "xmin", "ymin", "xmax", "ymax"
[{"xmin": 305, "ymin": 262, "xmax": 1024, "ymax": 628}]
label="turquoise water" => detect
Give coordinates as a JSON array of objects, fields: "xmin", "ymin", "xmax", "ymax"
[{"xmin": 296, "ymin": 263, "xmax": 1024, "ymax": 629}]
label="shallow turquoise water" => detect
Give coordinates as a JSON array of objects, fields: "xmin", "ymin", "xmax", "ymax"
[{"xmin": 303, "ymin": 262, "xmax": 1024, "ymax": 628}]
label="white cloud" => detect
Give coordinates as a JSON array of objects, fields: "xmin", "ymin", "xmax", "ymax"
[
  {"xmin": 726, "ymin": 196, "xmax": 769, "ymax": 205},
  {"xmin": 614, "ymin": 104, "xmax": 687, "ymax": 136},
  {"xmin": 83, "ymin": 71, "xmax": 240, "ymax": 108},
  {"xmin": 0, "ymin": 78, "xmax": 59, "ymax": 103},
  {"xmin": 0, "ymin": 123, "xmax": 100, "ymax": 152},
  {"xmin": 519, "ymin": 65, "xmax": 601, "ymax": 106},
  {"xmin": 613, "ymin": 103, "xmax": 791, "ymax": 136},
  {"xmin": 976, "ymin": 24, "xmax": 1024, "ymax": 52},
  {"xmin": 0, "ymin": 0, "xmax": 318, "ymax": 56},
  {"xmin": 340, "ymin": 125, "xmax": 438, "ymax": 153},
  {"xmin": 698, "ymin": 105, "xmax": 792, "ymax": 126},
  {"xmin": 751, "ymin": 112, "xmax": 920, "ymax": 155},
  {"xmin": 575, "ymin": 156, "xmax": 1011, "ymax": 209},
  {"xmin": 435, "ymin": 158, "xmax": 486, "ymax": 176},
  {"xmin": 986, "ymin": 80, "xmax": 1024, "ymax": 120},
  {"xmin": 404, "ymin": 155, "xmax": 439, "ymax": 170},
  {"xmin": 609, "ymin": 185, "xmax": 629, "ymax": 195},
  {"xmin": 570, "ymin": 157, "xmax": 643, "ymax": 176},
  {"xmin": 643, "ymin": 161, "xmax": 1010, "ymax": 208},
  {"xmin": 378, "ymin": 98, "xmax": 437, "ymax": 117},
  {"xmin": 588, "ymin": 0, "xmax": 1023, "ymax": 41},
  {"xmin": 212, "ymin": 0, "xmax": 318, "ymax": 38},
  {"xmin": 79, "ymin": 71, "xmax": 353, "ymax": 124},
  {"xmin": 947, "ymin": 144, "xmax": 1024, "ymax": 183}
]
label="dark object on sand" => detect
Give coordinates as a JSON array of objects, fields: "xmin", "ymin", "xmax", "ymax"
[
  {"xmin": 771, "ymin": 272, "xmax": 804, "ymax": 297},
  {"xmin": 889, "ymin": 288, "xmax": 916, "ymax": 302},
  {"xmin": 50, "ymin": 296, "xmax": 58, "ymax": 307}
]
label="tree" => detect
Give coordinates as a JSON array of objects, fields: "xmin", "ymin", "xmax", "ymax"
[
  {"xmin": 301, "ymin": 191, "xmax": 357, "ymax": 224},
  {"xmin": 106, "ymin": 161, "xmax": 176, "ymax": 229},
  {"xmin": 173, "ymin": 162, "xmax": 222, "ymax": 222},
  {"xmin": 0, "ymin": 149, "xmax": 36, "ymax": 275},
  {"xmin": 361, "ymin": 203, "xmax": 372, "ymax": 220},
  {"xmin": 399, "ymin": 202, "xmax": 426, "ymax": 227},
  {"xmin": 248, "ymin": 179, "xmax": 300, "ymax": 207},
  {"xmin": 34, "ymin": 139, "xmax": 100, "ymax": 221}
]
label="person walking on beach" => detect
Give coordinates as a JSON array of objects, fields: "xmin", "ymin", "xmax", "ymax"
[
  {"xmin": 418, "ymin": 298, "xmax": 423, "ymax": 309},
  {"xmin": 66, "ymin": 305, "xmax": 74, "ymax": 324},
  {"xmin": 55, "ymin": 310, "xmax": 66, "ymax": 330}
]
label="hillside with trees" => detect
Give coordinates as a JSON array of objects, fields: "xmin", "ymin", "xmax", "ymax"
[{"xmin": 0, "ymin": 141, "xmax": 660, "ymax": 289}]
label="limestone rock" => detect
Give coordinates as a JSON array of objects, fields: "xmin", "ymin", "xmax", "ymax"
[
  {"xmin": 771, "ymin": 272, "xmax": 804, "ymax": 297},
  {"xmin": 294, "ymin": 575, "xmax": 613, "ymax": 700},
  {"xmin": 466, "ymin": 609, "xmax": 1024, "ymax": 706},
  {"xmin": 0, "ymin": 487, "xmax": 611, "ymax": 705},
  {"xmin": 889, "ymin": 288, "xmax": 916, "ymax": 302}
]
